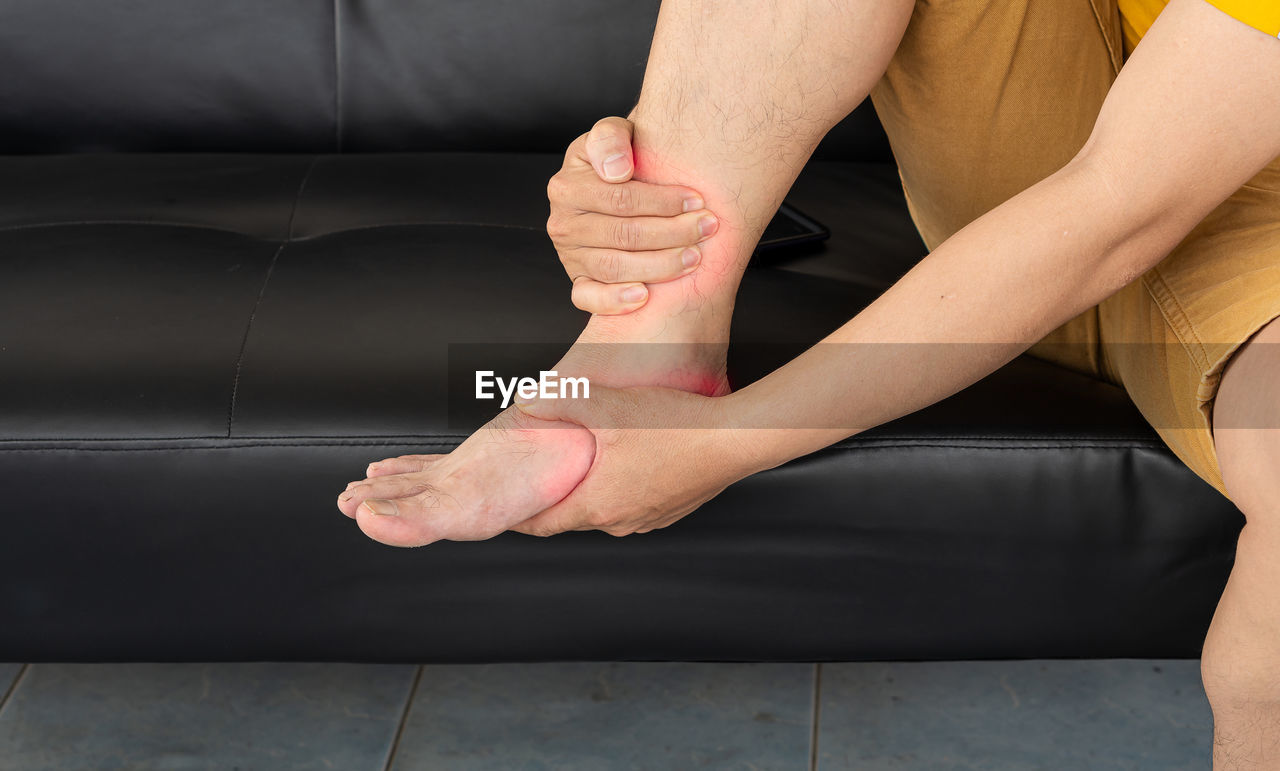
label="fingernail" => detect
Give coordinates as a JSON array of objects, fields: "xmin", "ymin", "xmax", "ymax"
[
  {"xmin": 367, "ymin": 462, "xmax": 380, "ymax": 474},
  {"xmin": 620, "ymin": 285, "xmax": 647, "ymax": 303},
  {"xmin": 362, "ymin": 499, "xmax": 398, "ymax": 517},
  {"xmin": 698, "ymin": 214, "xmax": 718, "ymax": 240},
  {"xmin": 681, "ymin": 247, "xmax": 701, "ymax": 268},
  {"xmin": 682, "ymin": 195, "xmax": 704, "ymax": 213},
  {"xmin": 603, "ymin": 153, "xmax": 630, "ymax": 181},
  {"xmin": 514, "ymin": 391, "xmax": 537, "ymax": 406}
]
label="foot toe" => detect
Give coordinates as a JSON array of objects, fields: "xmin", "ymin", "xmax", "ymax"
[
  {"xmin": 339, "ymin": 472, "xmax": 432, "ymax": 518},
  {"xmin": 365, "ymin": 454, "xmax": 442, "ymax": 478},
  {"xmin": 360, "ymin": 498, "xmax": 400, "ymax": 517},
  {"xmin": 355, "ymin": 495, "xmax": 447, "ymax": 547}
]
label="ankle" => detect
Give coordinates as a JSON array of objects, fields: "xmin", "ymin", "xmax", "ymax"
[{"xmin": 555, "ymin": 329, "xmax": 730, "ymax": 396}]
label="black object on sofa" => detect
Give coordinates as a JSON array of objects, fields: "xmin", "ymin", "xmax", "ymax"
[{"xmin": 0, "ymin": 1, "xmax": 1242, "ymax": 662}]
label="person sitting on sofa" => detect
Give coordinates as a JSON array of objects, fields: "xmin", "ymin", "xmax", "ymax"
[{"xmin": 337, "ymin": 0, "xmax": 1280, "ymax": 763}]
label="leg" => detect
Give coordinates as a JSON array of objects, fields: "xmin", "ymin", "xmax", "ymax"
[
  {"xmin": 1203, "ymin": 317, "xmax": 1280, "ymax": 769},
  {"xmin": 562, "ymin": 0, "xmax": 914, "ymax": 373},
  {"xmin": 1090, "ymin": 131, "xmax": 1280, "ymax": 759},
  {"xmin": 336, "ymin": 0, "xmax": 915, "ymax": 546}
]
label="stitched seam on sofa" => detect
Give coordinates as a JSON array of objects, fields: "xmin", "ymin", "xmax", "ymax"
[
  {"xmin": 0, "ymin": 441, "xmax": 1169, "ymax": 453},
  {"xmin": 0, "ymin": 438, "xmax": 465, "ymax": 450},
  {"xmin": 0, "ymin": 433, "xmax": 1164, "ymax": 444},
  {"xmin": 0, "ymin": 220, "xmax": 545, "ymax": 239},
  {"xmin": 288, "ymin": 221, "xmax": 545, "ymax": 240},
  {"xmin": 333, "ymin": 0, "xmax": 343, "ymax": 151},
  {"xmin": 226, "ymin": 156, "xmax": 321, "ymax": 438},
  {"xmin": 826, "ymin": 443, "xmax": 1166, "ymax": 451},
  {"xmin": 835, "ymin": 440, "xmax": 1167, "ymax": 449},
  {"xmin": 0, "ymin": 434, "xmax": 474, "ymax": 442},
  {"xmin": 842, "ymin": 433, "xmax": 1159, "ymax": 442},
  {"xmin": 0, "ymin": 442, "xmax": 466, "ymax": 452},
  {"xmin": 0, "ymin": 220, "xmax": 282, "ymax": 239}
]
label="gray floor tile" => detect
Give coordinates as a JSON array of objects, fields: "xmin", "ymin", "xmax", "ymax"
[
  {"xmin": 0, "ymin": 662, "xmax": 417, "ymax": 771},
  {"xmin": 816, "ymin": 659, "xmax": 1212, "ymax": 770},
  {"xmin": 0, "ymin": 663, "xmax": 23, "ymax": 702},
  {"xmin": 389, "ymin": 662, "xmax": 814, "ymax": 771}
]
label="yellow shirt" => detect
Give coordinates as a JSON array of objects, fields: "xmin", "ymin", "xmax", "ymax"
[{"xmin": 1119, "ymin": 0, "xmax": 1280, "ymax": 57}]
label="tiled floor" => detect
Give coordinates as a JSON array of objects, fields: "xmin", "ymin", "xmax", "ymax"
[{"xmin": 0, "ymin": 659, "xmax": 1212, "ymax": 770}]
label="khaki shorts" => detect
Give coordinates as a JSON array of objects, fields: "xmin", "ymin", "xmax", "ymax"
[{"xmin": 868, "ymin": 0, "xmax": 1280, "ymax": 501}]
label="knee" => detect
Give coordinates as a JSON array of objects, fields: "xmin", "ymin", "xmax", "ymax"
[
  {"xmin": 1213, "ymin": 393, "xmax": 1280, "ymax": 522},
  {"xmin": 1213, "ymin": 319, "xmax": 1280, "ymax": 516},
  {"xmin": 1215, "ymin": 430, "xmax": 1280, "ymax": 526},
  {"xmin": 1201, "ymin": 653, "xmax": 1280, "ymax": 715}
]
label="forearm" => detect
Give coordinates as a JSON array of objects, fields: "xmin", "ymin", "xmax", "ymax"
[{"xmin": 721, "ymin": 154, "xmax": 1184, "ymax": 471}]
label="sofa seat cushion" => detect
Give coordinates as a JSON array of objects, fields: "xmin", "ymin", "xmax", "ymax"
[{"xmin": 0, "ymin": 153, "xmax": 1242, "ymax": 661}]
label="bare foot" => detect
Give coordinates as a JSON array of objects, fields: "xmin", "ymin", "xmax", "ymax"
[
  {"xmin": 336, "ymin": 407, "xmax": 594, "ymax": 547},
  {"xmin": 336, "ymin": 322, "xmax": 729, "ymax": 546},
  {"xmin": 336, "ymin": 315, "xmax": 731, "ymax": 547},
  {"xmin": 339, "ymin": 154, "xmax": 751, "ymax": 546}
]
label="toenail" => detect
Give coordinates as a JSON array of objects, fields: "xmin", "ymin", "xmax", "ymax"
[
  {"xmin": 362, "ymin": 499, "xmax": 399, "ymax": 517},
  {"xmin": 367, "ymin": 463, "xmax": 380, "ymax": 474},
  {"xmin": 339, "ymin": 491, "xmax": 353, "ymax": 502}
]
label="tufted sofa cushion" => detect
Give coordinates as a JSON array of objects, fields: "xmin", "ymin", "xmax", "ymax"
[{"xmin": 0, "ymin": 151, "xmax": 1241, "ymax": 661}]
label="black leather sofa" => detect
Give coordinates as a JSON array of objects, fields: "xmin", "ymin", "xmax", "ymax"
[{"xmin": 0, "ymin": 1, "xmax": 1242, "ymax": 663}]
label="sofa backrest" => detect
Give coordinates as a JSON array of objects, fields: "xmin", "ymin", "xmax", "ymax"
[{"xmin": 0, "ymin": 0, "xmax": 891, "ymax": 160}]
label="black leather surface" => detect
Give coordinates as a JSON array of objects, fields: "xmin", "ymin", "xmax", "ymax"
[
  {"xmin": 0, "ymin": 152, "xmax": 1243, "ymax": 661},
  {"xmin": 1, "ymin": 435, "xmax": 1239, "ymax": 662},
  {"xmin": 0, "ymin": 0, "xmax": 891, "ymax": 159},
  {"xmin": 0, "ymin": 155, "xmax": 314, "ymax": 239},
  {"xmin": 0, "ymin": 226, "xmax": 281, "ymax": 439},
  {"xmin": 337, "ymin": 0, "xmax": 662, "ymax": 153},
  {"xmin": 0, "ymin": 0, "xmax": 337, "ymax": 153}
]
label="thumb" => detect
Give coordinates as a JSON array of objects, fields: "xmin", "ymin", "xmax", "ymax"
[
  {"xmin": 514, "ymin": 383, "xmax": 618, "ymax": 429},
  {"xmin": 585, "ymin": 116, "xmax": 635, "ymax": 183}
]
